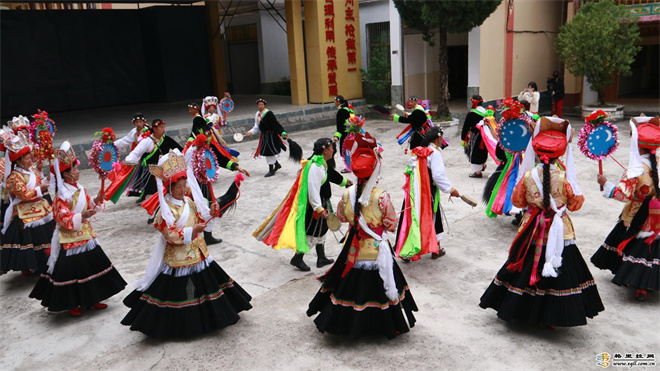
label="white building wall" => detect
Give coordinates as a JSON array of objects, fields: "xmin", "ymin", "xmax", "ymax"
[
  {"xmin": 258, "ymin": 4, "xmax": 290, "ymax": 83},
  {"xmin": 358, "ymin": 0, "xmax": 390, "ymax": 72}
]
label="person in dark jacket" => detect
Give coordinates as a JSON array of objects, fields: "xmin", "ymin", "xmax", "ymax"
[
  {"xmin": 332, "ymin": 95, "xmax": 353, "ymax": 173},
  {"xmin": 549, "ymin": 71, "xmax": 565, "ymax": 118},
  {"xmin": 392, "ymin": 96, "xmax": 429, "ymax": 149},
  {"xmin": 461, "ymin": 95, "xmax": 488, "ymax": 178}
]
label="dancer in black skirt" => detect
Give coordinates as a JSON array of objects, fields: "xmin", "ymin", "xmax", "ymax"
[
  {"xmin": 30, "ymin": 141, "xmax": 126, "ymax": 316},
  {"xmin": 480, "ymin": 116, "xmax": 604, "ymax": 327},
  {"xmin": 121, "ymin": 149, "xmax": 251, "ymax": 338},
  {"xmin": 394, "ymin": 126, "xmax": 460, "ymax": 262},
  {"xmin": 307, "ymin": 131, "xmax": 417, "ymax": 339},
  {"xmin": 461, "ymin": 95, "xmax": 488, "ymax": 178},
  {"xmin": 105, "ymin": 119, "xmax": 182, "ymax": 205},
  {"xmin": 1, "ymin": 131, "xmax": 54, "ymax": 275},
  {"xmin": 297, "ymin": 138, "xmax": 351, "ymax": 271},
  {"xmin": 244, "ymin": 98, "xmax": 288, "ymax": 177},
  {"xmin": 594, "ymin": 116, "xmax": 660, "ymax": 301}
]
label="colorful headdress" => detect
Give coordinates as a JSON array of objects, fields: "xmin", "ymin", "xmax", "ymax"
[
  {"xmin": 4, "ymin": 130, "xmax": 32, "ymax": 162},
  {"xmin": 518, "ymin": 116, "xmax": 581, "ymax": 196},
  {"xmin": 470, "ymin": 95, "xmax": 484, "ymax": 109},
  {"xmin": 532, "ymin": 117, "xmax": 570, "ymax": 158},
  {"xmin": 256, "ymin": 98, "xmax": 267, "ymax": 105},
  {"xmin": 148, "ymin": 149, "xmax": 187, "ymax": 187},
  {"xmin": 132, "ymin": 112, "xmax": 146, "ymax": 122},
  {"xmin": 52, "ymin": 141, "xmax": 80, "ymax": 201},
  {"xmin": 0, "ymin": 128, "xmax": 7, "ymax": 152},
  {"xmin": 55, "ymin": 142, "xmax": 79, "ymax": 173},
  {"xmin": 7, "ymin": 115, "xmax": 30, "ymax": 134},
  {"xmin": 637, "ymin": 117, "xmax": 660, "ymax": 151},
  {"xmin": 202, "ymin": 96, "xmax": 219, "ymax": 116},
  {"xmin": 628, "ymin": 116, "xmax": 660, "ymax": 179},
  {"xmin": 350, "ymin": 131, "xmax": 381, "ymax": 205}
]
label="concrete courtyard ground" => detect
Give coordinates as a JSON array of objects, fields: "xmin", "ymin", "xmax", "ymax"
[{"xmin": 0, "ymin": 118, "xmax": 658, "ymax": 370}]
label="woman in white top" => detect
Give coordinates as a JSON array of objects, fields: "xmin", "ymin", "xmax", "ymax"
[{"xmin": 518, "ymin": 81, "xmax": 540, "ymax": 113}]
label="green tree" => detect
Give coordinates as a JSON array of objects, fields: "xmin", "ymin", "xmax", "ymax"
[
  {"xmin": 555, "ymin": 0, "xmax": 640, "ymax": 105},
  {"xmin": 394, "ymin": 0, "xmax": 502, "ymax": 116}
]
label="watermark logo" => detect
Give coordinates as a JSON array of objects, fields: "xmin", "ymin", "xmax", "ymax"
[
  {"xmin": 596, "ymin": 352, "xmax": 656, "ymax": 368},
  {"xmin": 596, "ymin": 352, "xmax": 611, "ymax": 368}
]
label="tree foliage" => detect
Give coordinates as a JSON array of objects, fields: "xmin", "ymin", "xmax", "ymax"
[
  {"xmin": 555, "ymin": 0, "xmax": 640, "ymax": 105},
  {"xmin": 395, "ymin": 0, "xmax": 502, "ymax": 43},
  {"xmin": 394, "ymin": 0, "xmax": 502, "ymax": 115}
]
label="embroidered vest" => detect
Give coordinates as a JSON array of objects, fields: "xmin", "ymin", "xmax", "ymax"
[
  {"xmin": 58, "ymin": 189, "xmax": 97, "ymax": 247},
  {"xmin": 162, "ymin": 197, "xmax": 209, "ymax": 268},
  {"xmin": 12, "ymin": 171, "xmax": 52, "ymax": 223},
  {"xmin": 341, "ymin": 187, "xmax": 385, "ymax": 260}
]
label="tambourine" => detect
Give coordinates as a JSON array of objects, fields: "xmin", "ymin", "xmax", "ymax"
[
  {"xmin": 497, "ymin": 116, "xmax": 534, "ymax": 154},
  {"xmin": 326, "ymin": 213, "xmax": 341, "ymax": 232},
  {"xmin": 233, "ymin": 133, "xmax": 244, "ymax": 142},
  {"xmin": 578, "ymin": 121, "xmax": 619, "ymax": 161},
  {"xmin": 203, "ymin": 148, "xmax": 217, "ymax": 180},
  {"xmin": 220, "ymin": 97, "xmax": 234, "ymax": 113},
  {"xmin": 99, "ymin": 144, "xmax": 119, "ymax": 172}
]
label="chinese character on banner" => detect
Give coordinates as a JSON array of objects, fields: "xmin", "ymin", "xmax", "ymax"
[
  {"xmin": 324, "ymin": 1, "xmax": 334, "ymax": 16},
  {"xmin": 325, "ymin": 17, "xmax": 334, "ymax": 30},
  {"xmin": 327, "ymin": 59, "xmax": 338, "ymax": 71},
  {"xmin": 329, "ymin": 85, "xmax": 338, "ymax": 96},
  {"xmin": 346, "ymin": 38, "xmax": 356, "ymax": 51},
  {"xmin": 345, "ymin": 7, "xmax": 354, "ymax": 21},
  {"xmin": 345, "ymin": 24, "xmax": 355, "ymax": 37},
  {"xmin": 326, "ymin": 30, "xmax": 335, "ymax": 42},
  {"xmin": 328, "ymin": 72, "xmax": 337, "ymax": 85},
  {"xmin": 347, "ymin": 51, "xmax": 356, "ymax": 64},
  {"xmin": 326, "ymin": 46, "xmax": 336, "ymax": 59}
]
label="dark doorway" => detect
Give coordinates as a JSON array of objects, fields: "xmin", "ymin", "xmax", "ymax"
[
  {"xmin": 447, "ymin": 45, "xmax": 468, "ymax": 100},
  {"xmin": 617, "ymin": 44, "xmax": 659, "ymax": 100},
  {"xmin": 226, "ymin": 24, "xmax": 261, "ymax": 94},
  {"xmin": 228, "ymin": 42, "xmax": 261, "ymax": 94}
]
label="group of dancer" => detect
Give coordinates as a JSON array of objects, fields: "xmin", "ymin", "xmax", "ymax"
[{"xmin": 0, "ymin": 94, "xmax": 658, "ymax": 341}]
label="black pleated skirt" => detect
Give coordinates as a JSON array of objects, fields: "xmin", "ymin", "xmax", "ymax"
[
  {"xmin": 307, "ymin": 261, "xmax": 418, "ymax": 340},
  {"xmin": 480, "ymin": 243, "xmax": 604, "ymax": 327},
  {"xmin": 30, "ymin": 241, "xmax": 126, "ymax": 311},
  {"xmin": 121, "ymin": 260, "xmax": 252, "ymax": 338},
  {"xmin": 612, "ymin": 236, "xmax": 659, "ymax": 291},
  {"xmin": 591, "ymin": 220, "xmax": 627, "ymax": 274},
  {"xmin": 0, "ymin": 217, "xmax": 54, "ymax": 273}
]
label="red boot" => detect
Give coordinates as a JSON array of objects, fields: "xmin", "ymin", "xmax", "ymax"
[
  {"xmin": 69, "ymin": 307, "xmax": 82, "ymax": 316},
  {"xmin": 92, "ymin": 302, "xmax": 108, "ymax": 310},
  {"xmin": 21, "ymin": 270, "xmax": 32, "ymax": 276},
  {"xmin": 635, "ymin": 289, "xmax": 647, "ymax": 302}
]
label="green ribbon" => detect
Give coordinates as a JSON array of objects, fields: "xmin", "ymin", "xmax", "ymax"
[
  {"xmin": 486, "ymin": 152, "xmax": 514, "ymax": 218},
  {"xmin": 141, "ymin": 137, "xmax": 164, "ymax": 167},
  {"xmin": 294, "ymin": 155, "xmax": 326, "ymax": 253},
  {"xmin": 399, "ymin": 165, "xmax": 421, "ymax": 258},
  {"xmin": 471, "ymin": 108, "xmax": 486, "ymax": 117}
]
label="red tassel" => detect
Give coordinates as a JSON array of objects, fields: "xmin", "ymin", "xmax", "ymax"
[
  {"xmin": 529, "ymin": 268, "xmax": 540, "ymax": 286},
  {"xmin": 617, "ymin": 236, "xmax": 636, "ymax": 256}
]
